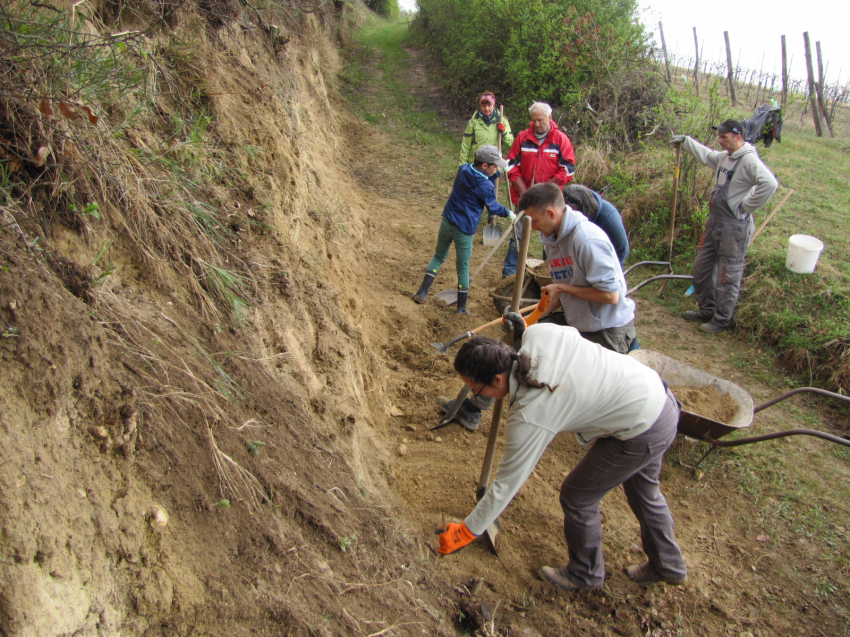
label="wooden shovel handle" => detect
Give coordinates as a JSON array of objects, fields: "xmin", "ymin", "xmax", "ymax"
[
  {"xmin": 469, "ymin": 303, "xmax": 537, "ymax": 335},
  {"xmin": 477, "ymin": 216, "xmax": 533, "ymax": 499}
]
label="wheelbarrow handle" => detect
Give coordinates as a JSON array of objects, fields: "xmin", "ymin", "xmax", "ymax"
[
  {"xmin": 754, "ymin": 387, "xmax": 850, "ymax": 414},
  {"xmin": 710, "ymin": 428, "xmax": 850, "ymax": 449}
]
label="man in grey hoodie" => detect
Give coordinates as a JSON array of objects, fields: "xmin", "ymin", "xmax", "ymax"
[
  {"xmin": 671, "ymin": 120, "xmax": 778, "ymax": 333},
  {"xmin": 524, "ymin": 183, "xmax": 636, "ymax": 354}
]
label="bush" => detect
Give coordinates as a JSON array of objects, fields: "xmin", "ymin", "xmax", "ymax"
[
  {"xmin": 365, "ymin": 0, "xmax": 399, "ymax": 18},
  {"xmin": 411, "ymin": 0, "xmax": 664, "ymax": 146}
]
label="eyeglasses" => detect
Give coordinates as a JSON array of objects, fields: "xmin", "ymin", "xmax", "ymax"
[{"xmin": 473, "ymin": 382, "xmax": 487, "ymax": 397}]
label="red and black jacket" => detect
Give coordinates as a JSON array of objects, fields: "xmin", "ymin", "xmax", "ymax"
[{"xmin": 506, "ymin": 120, "xmax": 575, "ymax": 205}]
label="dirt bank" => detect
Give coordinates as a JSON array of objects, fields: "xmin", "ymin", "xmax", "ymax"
[{"xmin": 1, "ymin": 3, "xmax": 849, "ymax": 637}]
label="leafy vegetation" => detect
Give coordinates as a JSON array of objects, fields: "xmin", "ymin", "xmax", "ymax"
[{"xmin": 411, "ymin": 0, "xmax": 664, "ymax": 145}]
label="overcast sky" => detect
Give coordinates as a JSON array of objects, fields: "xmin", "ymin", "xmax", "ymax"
[
  {"xmin": 398, "ymin": 0, "xmax": 849, "ymax": 86},
  {"xmin": 639, "ymin": 0, "xmax": 850, "ymax": 85}
]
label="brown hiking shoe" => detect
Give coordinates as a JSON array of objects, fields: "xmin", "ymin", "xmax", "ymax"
[
  {"xmin": 626, "ymin": 562, "xmax": 687, "ymax": 586},
  {"xmin": 538, "ymin": 566, "xmax": 600, "ymax": 591}
]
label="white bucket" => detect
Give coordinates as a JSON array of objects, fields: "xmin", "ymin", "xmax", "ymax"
[{"xmin": 785, "ymin": 234, "xmax": 824, "ymax": 274}]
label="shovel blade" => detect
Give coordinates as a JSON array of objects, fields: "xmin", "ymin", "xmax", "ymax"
[
  {"xmin": 483, "ymin": 518, "xmax": 502, "ymax": 554},
  {"xmin": 430, "ymin": 342, "xmax": 449, "ymax": 354},
  {"xmin": 433, "ymin": 289, "xmax": 458, "ymax": 305},
  {"xmin": 483, "ymin": 223, "xmax": 502, "ymax": 247}
]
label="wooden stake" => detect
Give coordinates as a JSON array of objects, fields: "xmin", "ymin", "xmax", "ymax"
[
  {"xmin": 692, "ymin": 27, "xmax": 700, "ymax": 95},
  {"xmin": 803, "ymin": 32, "xmax": 823, "ymax": 136},
  {"xmin": 724, "ymin": 31, "xmax": 738, "ymax": 106},
  {"xmin": 815, "ymin": 42, "xmax": 834, "ymax": 137},
  {"xmin": 659, "ymin": 22, "xmax": 672, "ymax": 84}
]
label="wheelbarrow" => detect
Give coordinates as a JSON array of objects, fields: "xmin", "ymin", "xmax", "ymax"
[
  {"xmin": 630, "ymin": 350, "xmax": 850, "ymax": 467},
  {"xmin": 491, "ymin": 260, "xmax": 694, "ymax": 311}
]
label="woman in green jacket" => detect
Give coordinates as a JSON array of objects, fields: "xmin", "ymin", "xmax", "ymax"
[{"xmin": 460, "ymin": 92, "xmax": 514, "ymax": 165}]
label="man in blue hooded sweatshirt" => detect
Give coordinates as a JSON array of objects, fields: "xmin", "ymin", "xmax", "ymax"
[{"xmin": 412, "ymin": 145, "xmax": 515, "ymax": 314}]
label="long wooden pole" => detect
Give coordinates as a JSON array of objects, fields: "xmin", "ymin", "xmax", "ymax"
[
  {"xmin": 815, "ymin": 42, "xmax": 834, "ymax": 137},
  {"xmin": 724, "ymin": 31, "xmax": 738, "ymax": 106},
  {"xmin": 659, "ymin": 21, "xmax": 672, "ymax": 84},
  {"xmin": 749, "ymin": 189, "xmax": 795, "ymax": 246},
  {"xmin": 781, "ymin": 35, "xmax": 788, "ymax": 109},
  {"xmin": 803, "ymin": 32, "xmax": 823, "ymax": 136},
  {"xmin": 692, "ymin": 27, "xmax": 700, "ymax": 95}
]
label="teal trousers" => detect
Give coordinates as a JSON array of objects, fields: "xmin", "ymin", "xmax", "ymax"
[{"xmin": 426, "ymin": 218, "xmax": 474, "ymax": 288}]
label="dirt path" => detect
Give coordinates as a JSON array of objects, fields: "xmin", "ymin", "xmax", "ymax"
[{"xmin": 345, "ymin": 24, "xmax": 850, "ymax": 637}]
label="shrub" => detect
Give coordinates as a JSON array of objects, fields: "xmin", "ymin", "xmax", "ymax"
[
  {"xmin": 412, "ymin": 0, "xmax": 664, "ymax": 146},
  {"xmin": 365, "ymin": 0, "xmax": 399, "ymax": 18}
]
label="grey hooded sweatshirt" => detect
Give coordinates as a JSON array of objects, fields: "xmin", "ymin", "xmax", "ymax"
[
  {"xmin": 680, "ymin": 138, "xmax": 778, "ymax": 218},
  {"xmin": 541, "ymin": 207, "xmax": 635, "ymax": 332}
]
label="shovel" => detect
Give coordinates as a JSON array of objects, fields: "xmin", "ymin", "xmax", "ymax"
[
  {"xmin": 433, "ymin": 212, "xmax": 525, "ymax": 305},
  {"xmin": 476, "ymin": 214, "xmax": 533, "ymax": 554},
  {"xmin": 657, "ymin": 144, "xmax": 681, "ymax": 297},
  {"xmin": 482, "ymin": 106, "xmax": 507, "ymax": 248},
  {"xmin": 429, "ymin": 303, "xmax": 537, "ymax": 354},
  {"xmin": 482, "ymin": 217, "xmax": 502, "ymax": 247}
]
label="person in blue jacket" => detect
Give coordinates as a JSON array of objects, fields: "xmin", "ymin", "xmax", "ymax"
[
  {"xmin": 413, "ymin": 145, "xmax": 515, "ymax": 314},
  {"xmin": 563, "ymin": 184, "xmax": 629, "ymax": 267}
]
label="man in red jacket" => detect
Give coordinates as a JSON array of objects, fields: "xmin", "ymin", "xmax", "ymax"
[{"xmin": 502, "ymin": 102, "xmax": 576, "ymax": 277}]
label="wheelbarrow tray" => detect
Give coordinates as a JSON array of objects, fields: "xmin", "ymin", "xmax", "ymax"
[{"xmin": 629, "ymin": 350, "xmax": 754, "ymax": 442}]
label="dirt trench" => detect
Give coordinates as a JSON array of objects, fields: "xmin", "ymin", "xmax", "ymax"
[{"xmin": 1, "ymin": 5, "xmax": 849, "ymax": 637}]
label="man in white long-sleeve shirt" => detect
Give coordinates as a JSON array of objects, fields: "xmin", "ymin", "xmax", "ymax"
[
  {"xmin": 671, "ymin": 120, "xmax": 778, "ymax": 333},
  {"xmin": 436, "ymin": 324, "xmax": 688, "ymax": 591}
]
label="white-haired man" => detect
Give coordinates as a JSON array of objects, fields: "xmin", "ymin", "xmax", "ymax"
[{"xmin": 502, "ymin": 102, "xmax": 576, "ymax": 277}]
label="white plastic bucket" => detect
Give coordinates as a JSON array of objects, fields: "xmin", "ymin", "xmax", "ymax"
[{"xmin": 785, "ymin": 234, "xmax": 824, "ymax": 274}]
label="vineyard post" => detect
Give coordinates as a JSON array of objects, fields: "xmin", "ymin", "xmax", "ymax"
[
  {"xmin": 659, "ymin": 21, "xmax": 672, "ymax": 84},
  {"xmin": 815, "ymin": 41, "xmax": 834, "ymax": 136},
  {"xmin": 803, "ymin": 32, "xmax": 823, "ymax": 136},
  {"xmin": 724, "ymin": 31, "xmax": 738, "ymax": 106},
  {"xmin": 781, "ymin": 35, "xmax": 788, "ymax": 108},
  {"xmin": 692, "ymin": 27, "xmax": 700, "ymax": 95}
]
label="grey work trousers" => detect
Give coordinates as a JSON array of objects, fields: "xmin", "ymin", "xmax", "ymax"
[
  {"xmin": 559, "ymin": 390, "xmax": 687, "ymax": 587},
  {"xmin": 539, "ymin": 312, "xmax": 636, "ymax": 355},
  {"xmin": 692, "ymin": 214, "xmax": 755, "ymax": 327}
]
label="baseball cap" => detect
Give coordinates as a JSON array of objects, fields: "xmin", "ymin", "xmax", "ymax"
[
  {"xmin": 713, "ymin": 119, "xmax": 744, "ymax": 136},
  {"xmin": 475, "ymin": 145, "xmax": 508, "ymax": 168}
]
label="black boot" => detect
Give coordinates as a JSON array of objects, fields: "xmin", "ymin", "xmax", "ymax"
[
  {"xmin": 412, "ymin": 273, "xmax": 436, "ymax": 304},
  {"xmin": 456, "ymin": 287, "xmax": 470, "ymax": 314}
]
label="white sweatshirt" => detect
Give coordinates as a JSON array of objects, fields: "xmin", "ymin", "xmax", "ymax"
[{"xmin": 464, "ymin": 323, "xmax": 667, "ymax": 536}]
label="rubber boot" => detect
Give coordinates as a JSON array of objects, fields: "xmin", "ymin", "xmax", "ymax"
[
  {"xmin": 412, "ymin": 273, "xmax": 436, "ymax": 304},
  {"xmin": 456, "ymin": 287, "xmax": 470, "ymax": 314}
]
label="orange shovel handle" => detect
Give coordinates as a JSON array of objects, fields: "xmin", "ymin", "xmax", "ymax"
[{"xmin": 522, "ymin": 289, "xmax": 551, "ymax": 326}]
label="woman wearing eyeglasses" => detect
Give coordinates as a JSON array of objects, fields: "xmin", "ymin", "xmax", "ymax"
[{"xmin": 436, "ymin": 322, "xmax": 687, "ymax": 591}]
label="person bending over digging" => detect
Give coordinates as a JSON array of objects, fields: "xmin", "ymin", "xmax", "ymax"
[
  {"xmin": 436, "ymin": 182, "xmax": 636, "ymax": 431},
  {"xmin": 671, "ymin": 120, "xmax": 777, "ymax": 333},
  {"xmin": 412, "ymin": 145, "xmax": 515, "ymax": 314},
  {"xmin": 436, "ymin": 324, "xmax": 688, "ymax": 591}
]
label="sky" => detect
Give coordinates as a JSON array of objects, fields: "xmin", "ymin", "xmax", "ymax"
[
  {"xmin": 638, "ymin": 0, "xmax": 850, "ymax": 86},
  {"xmin": 398, "ymin": 0, "xmax": 850, "ymax": 87}
]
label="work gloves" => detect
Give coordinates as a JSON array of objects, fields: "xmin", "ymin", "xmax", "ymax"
[
  {"xmin": 506, "ymin": 211, "xmax": 516, "ymax": 224},
  {"xmin": 437, "ymin": 522, "xmax": 479, "ymax": 554},
  {"xmin": 497, "ymin": 122, "xmax": 506, "ymax": 133},
  {"xmin": 669, "ymin": 135, "xmax": 687, "ymax": 145},
  {"xmin": 501, "ymin": 309, "xmax": 527, "ymax": 341}
]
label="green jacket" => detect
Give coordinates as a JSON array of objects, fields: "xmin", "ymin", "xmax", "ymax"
[{"xmin": 459, "ymin": 110, "xmax": 514, "ymax": 165}]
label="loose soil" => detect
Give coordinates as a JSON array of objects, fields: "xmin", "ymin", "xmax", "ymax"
[{"xmin": 672, "ymin": 386, "xmax": 740, "ymax": 423}]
